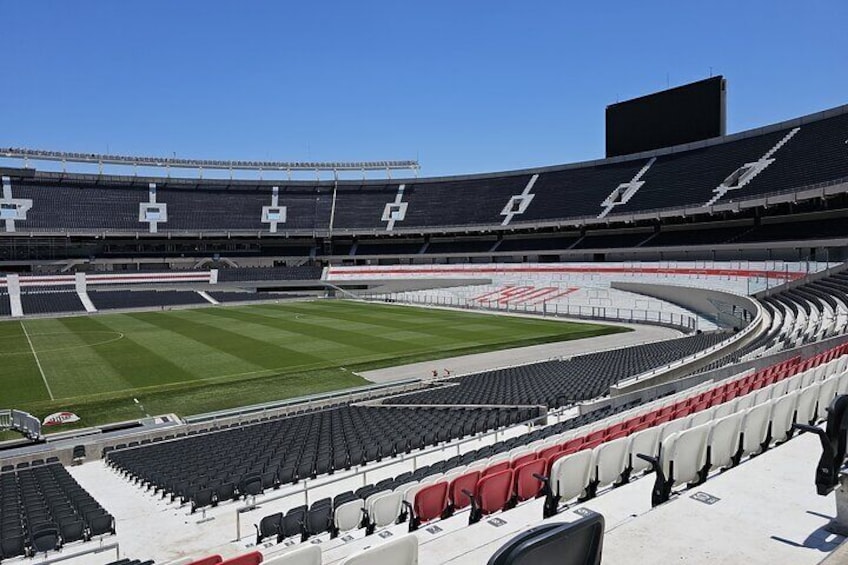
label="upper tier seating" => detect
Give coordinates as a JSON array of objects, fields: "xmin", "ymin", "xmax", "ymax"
[{"xmin": 5, "ymin": 109, "xmax": 847, "ymax": 234}]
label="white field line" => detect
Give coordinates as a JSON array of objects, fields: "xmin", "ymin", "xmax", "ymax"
[{"xmin": 20, "ymin": 321, "xmax": 55, "ymax": 401}]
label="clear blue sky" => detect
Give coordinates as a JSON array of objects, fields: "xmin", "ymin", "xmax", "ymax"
[{"xmin": 2, "ymin": 1, "xmax": 846, "ymax": 177}]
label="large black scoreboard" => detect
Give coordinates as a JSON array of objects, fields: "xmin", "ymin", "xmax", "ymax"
[{"xmin": 606, "ymin": 76, "xmax": 726, "ymax": 158}]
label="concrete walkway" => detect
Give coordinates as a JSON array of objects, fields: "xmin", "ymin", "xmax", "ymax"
[{"xmin": 359, "ymin": 320, "xmax": 682, "ymax": 383}]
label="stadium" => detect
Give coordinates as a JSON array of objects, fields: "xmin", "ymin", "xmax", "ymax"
[{"xmin": 2, "ymin": 4, "xmax": 848, "ymax": 565}]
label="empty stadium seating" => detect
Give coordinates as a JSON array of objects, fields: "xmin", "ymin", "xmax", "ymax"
[
  {"xmin": 106, "ymin": 406, "xmax": 537, "ymax": 513},
  {"xmin": 0, "ymin": 463, "xmax": 114, "ymax": 560},
  {"xmin": 89, "ymin": 290, "xmax": 208, "ymax": 310},
  {"xmin": 389, "ymin": 332, "xmax": 727, "ymax": 407},
  {"xmin": 4, "ymin": 108, "xmax": 848, "ymax": 236},
  {"xmin": 19, "ymin": 286, "xmax": 84, "ymax": 315}
]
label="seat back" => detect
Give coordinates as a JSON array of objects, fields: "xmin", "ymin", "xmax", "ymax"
[
  {"xmin": 706, "ymin": 412, "xmax": 743, "ymax": 471},
  {"xmin": 593, "ymin": 436, "xmax": 629, "ymax": 489},
  {"xmin": 740, "ymin": 401, "xmax": 772, "ymax": 456},
  {"xmin": 449, "ymin": 470, "xmax": 481, "ymax": 509},
  {"xmin": 628, "ymin": 426, "xmax": 661, "ymax": 474},
  {"xmin": 341, "ymin": 533, "xmax": 418, "ymax": 565},
  {"xmin": 551, "ymin": 449, "xmax": 594, "ymax": 503},
  {"xmin": 770, "ymin": 391, "xmax": 800, "ymax": 444},
  {"xmin": 478, "ymin": 469, "xmax": 514, "ymax": 515},
  {"xmin": 188, "ymin": 556, "xmax": 224, "ymax": 565},
  {"xmin": 370, "ymin": 492, "xmax": 403, "ymax": 528},
  {"xmin": 334, "ymin": 499, "xmax": 364, "ymax": 533},
  {"xmin": 664, "ymin": 423, "xmax": 709, "ymax": 487},
  {"xmin": 487, "ymin": 514, "xmax": 604, "ymax": 565},
  {"xmin": 514, "ymin": 459, "xmax": 547, "ymax": 502},
  {"xmin": 220, "ymin": 551, "xmax": 263, "ymax": 565},
  {"xmin": 263, "ymin": 544, "xmax": 321, "ymax": 565},
  {"xmin": 818, "ymin": 376, "xmax": 841, "ymax": 421},
  {"xmin": 413, "ymin": 481, "xmax": 449, "ymax": 523},
  {"xmin": 796, "ymin": 383, "xmax": 821, "ymax": 426}
]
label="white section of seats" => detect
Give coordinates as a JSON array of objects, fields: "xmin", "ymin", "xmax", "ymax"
[
  {"xmin": 370, "ymin": 491, "xmax": 403, "ymax": 528},
  {"xmin": 769, "ymin": 391, "xmax": 799, "ymax": 444},
  {"xmin": 162, "ymin": 559, "xmax": 194, "ymax": 565},
  {"xmin": 706, "ymin": 412, "xmax": 743, "ymax": 471},
  {"xmin": 593, "ymin": 437, "xmax": 629, "ymax": 489},
  {"xmin": 334, "ymin": 499, "xmax": 365, "ymax": 534},
  {"xmin": 264, "ymin": 544, "xmax": 322, "ymax": 565},
  {"xmin": 740, "ymin": 402, "xmax": 772, "ymax": 457},
  {"xmin": 551, "ymin": 449, "xmax": 594, "ymax": 503},
  {"xmin": 796, "ymin": 383, "xmax": 821, "ymax": 426},
  {"xmin": 661, "ymin": 424, "xmax": 710, "ymax": 487},
  {"xmin": 629, "ymin": 427, "xmax": 661, "ymax": 475},
  {"xmin": 340, "ymin": 533, "xmax": 418, "ymax": 565}
]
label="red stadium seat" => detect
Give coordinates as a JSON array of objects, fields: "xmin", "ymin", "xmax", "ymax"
[
  {"xmin": 510, "ymin": 452, "xmax": 537, "ymax": 469},
  {"xmin": 483, "ymin": 461, "xmax": 511, "ymax": 477},
  {"xmin": 467, "ymin": 469, "xmax": 514, "ymax": 523},
  {"xmin": 188, "ymin": 556, "xmax": 223, "ymax": 565},
  {"xmin": 411, "ymin": 481, "xmax": 449, "ymax": 530},
  {"xmin": 513, "ymin": 459, "xmax": 546, "ymax": 502},
  {"xmin": 220, "ymin": 551, "xmax": 263, "ymax": 565},
  {"xmin": 537, "ymin": 445, "xmax": 561, "ymax": 462},
  {"xmin": 449, "ymin": 470, "xmax": 481, "ymax": 510}
]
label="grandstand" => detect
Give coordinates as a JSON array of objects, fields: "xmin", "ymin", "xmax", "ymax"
[{"xmin": 2, "ymin": 95, "xmax": 848, "ymax": 565}]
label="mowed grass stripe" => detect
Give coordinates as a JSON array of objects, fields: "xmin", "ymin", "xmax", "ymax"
[
  {"xmin": 21, "ymin": 318, "xmax": 131, "ymax": 400},
  {"xmin": 247, "ymin": 302, "xmax": 497, "ymax": 345},
  {"xmin": 200, "ymin": 306, "xmax": 447, "ymax": 358},
  {"xmin": 0, "ymin": 323, "xmax": 52, "ymax": 404},
  {"xmin": 127, "ymin": 310, "xmax": 330, "ymax": 371},
  {"xmin": 49, "ymin": 316, "xmax": 195, "ymax": 398},
  {"xmin": 276, "ymin": 301, "xmax": 615, "ymax": 345},
  {"xmin": 93, "ymin": 312, "xmax": 268, "ymax": 385}
]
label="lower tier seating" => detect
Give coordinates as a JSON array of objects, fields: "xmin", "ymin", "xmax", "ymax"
[
  {"xmin": 0, "ymin": 463, "xmax": 114, "ymax": 560},
  {"xmin": 389, "ymin": 332, "xmax": 728, "ymax": 407},
  {"xmin": 106, "ymin": 406, "xmax": 538, "ymax": 512}
]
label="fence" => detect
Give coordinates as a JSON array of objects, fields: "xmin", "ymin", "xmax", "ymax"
[{"xmin": 364, "ymin": 292, "xmax": 698, "ymax": 332}]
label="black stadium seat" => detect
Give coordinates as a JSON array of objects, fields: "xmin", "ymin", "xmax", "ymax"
[{"xmin": 487, "ymin": 514, "xmax": 605, "ymax": 565}]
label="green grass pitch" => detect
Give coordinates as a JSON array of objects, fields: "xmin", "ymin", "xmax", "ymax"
[{"xmin": 0, "ymin": 300, "xmax": 627, "ymax": 431}]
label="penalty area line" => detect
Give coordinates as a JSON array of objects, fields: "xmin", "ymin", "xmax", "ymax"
[{"xmin": 20, "ymin": 321, "xmax": 55, "ymax": 401}]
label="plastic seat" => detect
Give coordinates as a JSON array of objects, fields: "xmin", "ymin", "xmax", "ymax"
[
  {"xmin": 466, "ymin": 469, "xmax": 514, "ymax": 524},
  {"xmin": 333, "ymin": 499, "xmax": 365, "ymax": 537},
  {"xmin": 740, "ymin": 402, "xmax": 773, "ymax": 457},
  {"xmin": 769, "ymin": 391, "xmax": 799, "ymax": 444},
  {"xmin": 448, "ymin": 470, "xmax": 481, "ymax": 511},
  {"xmin": 220, "ymin": 551, "xmax": 263, "ymax": 565},
  {"xmin": 341, "ymin": 533, "xmax": 418, "ymax": 565},
  {"xmin": 513, "ymin": 459, "xmax": 546, "ymax": 502},
  {"xmin": 368, "ymin": 492, "xmax": 403, "ymax": 531},
  {"xmin": 592, "ymin": 436, "xmax": 630, "ymax": 491},
  {"xmin": 705, "ymin": 412, "xmax": 743, "ymax": 472},
  {"xmin": 410, "ymin": 481, "xmax": 448, "ymax": 530},
  {"xmin": 263, "ymin": 545, "xmax": 321, "ymax": 565}
]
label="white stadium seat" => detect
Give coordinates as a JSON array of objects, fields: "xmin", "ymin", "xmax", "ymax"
[
  {"xmin": 341, "ymin": 533, "xmax": 418, "ymax": 565},
  {"xmin": 334, "ymin": 499, "xmax": 365, "ymax": 535},
  {"xmin": 551, "ymin": 449, "xmax": 594, "ymax": 504},
  {"xmin": 706, "ymin": 412, "xmax": 743, "ymax": 471},
  {"xmin": 740, "ymin": 402, "xmax": 772, "ymax": 457},
  {"xmin": 592, "ymin": 436, "xmax": 630, "ymax": 490},
  {"xmin": 264, "ymin": 544, "xmax": 322, "ymax": 565}
]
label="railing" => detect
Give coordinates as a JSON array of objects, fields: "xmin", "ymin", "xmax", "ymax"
[
  {"xmin": 364, "ymin": 292, "xmax": 698, "ymax": 332},
  {"xmin": 615, "ymin": 294, "xmax": 767, "ymax": 390},
  {"xmin": 0, "ymin": 409, "xmax": 42, "ymax": 441},
  {"xmin": 232, "ymin": 411, "xmax": 545, "ymax": 541}
]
